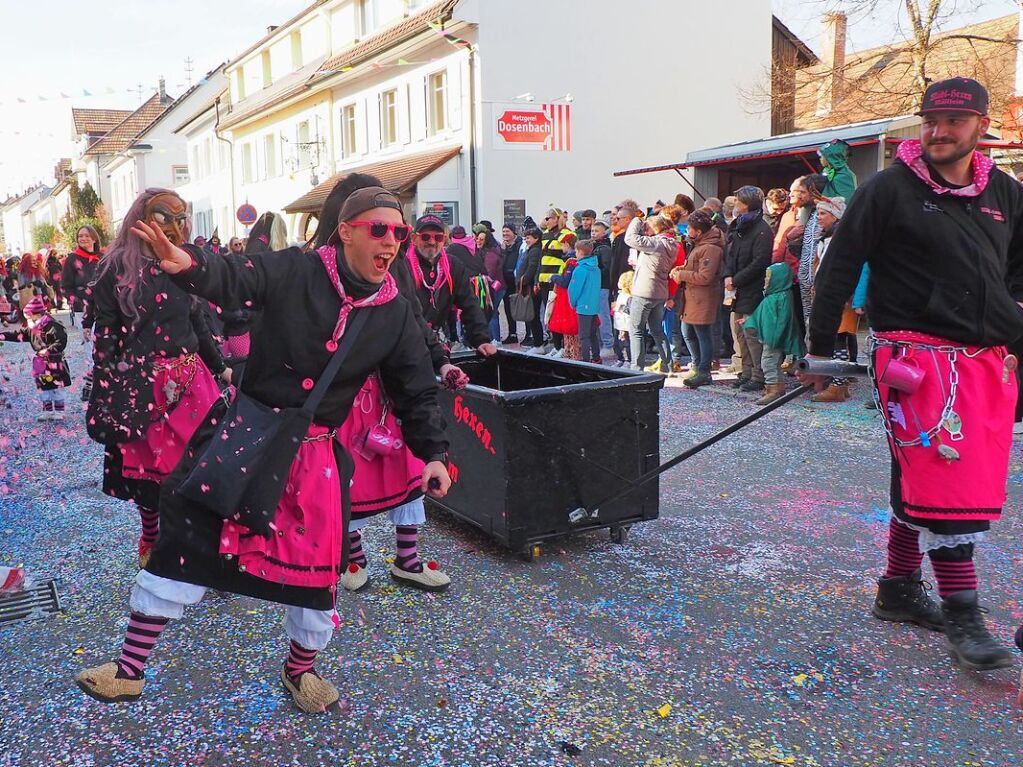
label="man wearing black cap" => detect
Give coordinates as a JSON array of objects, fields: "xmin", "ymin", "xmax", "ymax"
[
  {"xmin": 407, "ymin": 213, "xmax": 494, "ymax": 356},
  {"xmin": 804, "ymin": 78, "xmax": 1023, "ymax": 672},
  {"xmin": 75, "ymin": 186, "xmax": 451, "ymax": 713}
]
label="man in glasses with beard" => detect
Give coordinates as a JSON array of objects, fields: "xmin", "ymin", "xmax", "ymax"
[
  {"xmin": 804, "ymin": 78, "xmax": 1023, "ymax": 675},
  {"xmin": 405, "ymin": 214, "xmax": 494, "ymax": 356}
]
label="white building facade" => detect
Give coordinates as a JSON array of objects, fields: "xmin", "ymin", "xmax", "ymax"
[{"xmin": 207, "ymin": 0, "xmax": 771, "ymax": 241}]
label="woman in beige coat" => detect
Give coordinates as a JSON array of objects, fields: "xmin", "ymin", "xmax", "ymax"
[{"xmin": 670, "ymin": 210, "xmax": 724, "ymax": 388}]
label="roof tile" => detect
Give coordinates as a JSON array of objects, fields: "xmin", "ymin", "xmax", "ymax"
[
  {"xmin": 71, "ymin": 107, "xmax": 133, "ymax": 136},
  {"xmin": 84, "ymin": 95, "xmax": 173, "ymax": 157}
]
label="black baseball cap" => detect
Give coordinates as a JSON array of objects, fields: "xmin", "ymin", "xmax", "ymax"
[
  {"xmin": 415, "ymin": 214, "xmax": 447, "ymax": 232},
  {"xmin": 337, "ymin": 186, "xmax": 403, "ymax": 223},
  {"xmin": 917, "ymin": 77, "xmax": 988, "ymax": 116}
]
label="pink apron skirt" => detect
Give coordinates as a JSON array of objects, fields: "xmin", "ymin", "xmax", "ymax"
[
  {"xmin": 338, "ymin": 374, "xmax": 424, "ymax": 520},
  {"xmin": 218, "ymin": 424, "xmax": 342, "ymax": 589},
  {"xmin": 874, "ymin": 331, "xmax": 1015, "ymax": 523},
  {"xmin": 121, "ymin": 354, "xmax": 220, "ymax": 484}
]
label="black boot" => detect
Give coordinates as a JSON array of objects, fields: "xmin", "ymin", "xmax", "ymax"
[
  {"xmin": 941, "ymin": 590, "xmax": 1013, "ymax": 670},
  {"xmin": 871, "ymin": 570, "xmax": 944, "ymax": 631}
]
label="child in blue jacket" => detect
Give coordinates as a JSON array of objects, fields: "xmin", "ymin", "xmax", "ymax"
[{"xmin": 567, "ymin": 239, "xmax": 602, "ymax": 363}]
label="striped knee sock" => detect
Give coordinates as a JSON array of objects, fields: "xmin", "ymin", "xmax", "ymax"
[
  {"xmin": 54, "ymin": 394, "xmax": 65, "ymax": 412},
  {"xmin": 929, "ymin": 552, "xmax": 978, "ymax": 599},
  {"xmin": 117, "ymin": 612, "xmax": 169, "ymax": 679},
  {"xmin": 395, "ymin": 525, "xmax": 422, "ymax": 573},
  {"xmin": 348, "ymin": 529, "xmax": 366, "ymax": 568},
  {"xmin": 883, "ymin": 518, "xmax": 924, "ymax": 578},
  {"xmin": 138, "ymin": 505, "xmax": 160, "ymax": 545},
  {"xmin": 285, "ymin": 640, "xmax": 317, "ymax": 680}
]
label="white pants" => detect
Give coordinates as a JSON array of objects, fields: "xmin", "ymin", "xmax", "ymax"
[
  {"xmin": 348, "ymin": 497, "xmax": 426, "ymax": 533},
  {"xmin": 131, "ymin": 569, "xmax": 335, "ymax": 651}
]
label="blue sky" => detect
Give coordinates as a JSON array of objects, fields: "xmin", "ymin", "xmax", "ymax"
[{"xmin": 0, "ymin": 0, "xmax": 1015, "ymax": 196}]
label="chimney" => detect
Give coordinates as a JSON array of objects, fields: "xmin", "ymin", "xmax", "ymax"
[
  {"xmin": 818, "ymin": 12, "xmax": 847, "ymax": 114},
  {"xmin": 158, "ymin": 76, "xmax": 167, "ymax": 102}
]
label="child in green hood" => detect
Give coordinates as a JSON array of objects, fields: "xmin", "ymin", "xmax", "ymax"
[
  {"xmin": 742, "ymin": 263, "xmax": 806, "ymax": 406},
  {"xmin": 818, "ymin": 139, "xmax": 857, "ymax": 200}
]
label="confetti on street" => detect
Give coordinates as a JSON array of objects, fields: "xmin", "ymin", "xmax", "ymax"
[{"xmin": 2, "ymin": 322, "xmax": 1023, "ymax": 766}]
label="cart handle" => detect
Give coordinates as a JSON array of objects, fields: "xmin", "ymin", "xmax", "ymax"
[{"xmin": 577, "ymin": 384, "xmax": 814, "ymax": 517}]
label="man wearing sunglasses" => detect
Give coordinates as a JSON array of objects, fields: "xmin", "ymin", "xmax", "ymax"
[
  {"xmin": 406, "ymin": 214, "xmax": 495, "ymax": 357},
  {"xmin": 80, "ymin": 186, "xmax": 451, "ymax": 714}
]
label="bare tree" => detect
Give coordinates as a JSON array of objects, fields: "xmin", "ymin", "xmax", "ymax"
[{"xmin": 755, "ymin": 0, "xmax": 1018, "ymax": 133}]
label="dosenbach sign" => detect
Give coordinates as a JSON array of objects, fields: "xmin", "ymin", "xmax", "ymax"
[
  {"xmin": 492, "ymin": 103, "xmax": 571, "ymax": 152},
  {"xmin": 497, "ymin": 110, "xmax": 551, "ymax": 143}
]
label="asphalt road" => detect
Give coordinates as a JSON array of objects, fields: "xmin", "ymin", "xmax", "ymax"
[{"xmin": 2, "ymin": 317, "xmax": 1023, "ymax": 767}]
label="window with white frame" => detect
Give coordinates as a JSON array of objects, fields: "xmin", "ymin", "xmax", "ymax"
[
  {"xmin": 296, "ymin": 121, "xmax": 312, "ymax": 168},
  {"xmin": 291, "ymin": 31, "xmax": 303, "ymax": 70},
  {"xmin": 264, "ymin": 134, "xmax": 278, "ymax": 179},
  {"xmin": 341, "ymin": 103, "xmax": 358, "ymax": 159},
  {"xmin": 359, "ymin": 0, "xmax": 376, "ymax": 37},
  {"xmin": 261, "ymin": 51, "xmax": 272, "ymax": 88},
  {"xmin": 235, "ymin": 68, "xmax": 246, "ymax": 101},
  {"xmin": 242, "ymin": 142, "xmax": 254, "ymax": 184},
  {"xmin": 380, "ymin": 89, "xmax": 398, "ymax": 147},
  {"xmin": 172, "ymin": 165, "xmax": 190, "ymax": 185},
  {"xmin": 201, "ymin": 138, "xmax": 213, "ymax": 178},
  {"xmin": 427, "ymin": 70, "xmax": 447, "ymax": 135}
]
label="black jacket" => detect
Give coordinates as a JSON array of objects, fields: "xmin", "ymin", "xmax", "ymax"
[
  {"xmin": 502, "ymin": 238, "xmax": 522, "ymax": 284},
  {"xmin": 447, "ymin": 242, "xmax": 483, "ymax": 276},
  {"xmin": 90, "ymin": 264, "xmax": 225, "ymax": 377},
  {"xmin": 61, "ymin": 248, "xmax": 101, "ymax": 317},
  {"xmin": 171, "ymin": 245, "xmax": 448, "ymax": 462},
  {"xmin": 723, "ymin": 213, "xmax": 773, "ymax": 315},
  {"xmin": 593, "ymin": 237, "xmax": 612, "ymax": 291},
  {"xmin": 810, "ymin": 161, "xmax": 1023, "ymax": 356},
  {"xmin": 390, "ymin": 253, "xmax": 450, "ymax": 373},
  {"xmin": 408, "ymin": 248, "xmax": 490, "ymax": 349},
  {"xmin": 520, "ymin": 242, "xmax": 542, "ymax": 289},
  {"xmin": 2, "ymin": 318, "xmax": 71, "ymax": 390},
  {"xmin": 609, "ymin": 235, "xmax": 634, "ymax": 301}
]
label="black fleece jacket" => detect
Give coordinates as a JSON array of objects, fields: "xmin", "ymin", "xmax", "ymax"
[{"xmin": 810, "ymin": 161, "xmax": 1023, "ymax": 356}]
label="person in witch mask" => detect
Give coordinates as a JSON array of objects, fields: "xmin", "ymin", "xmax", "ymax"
[
  {"xmin": 84, "ymin": 189, "xmax": 227, "ymax": 570},
  {"xmin": 75, "ymin": 186, "xmax": 450, "ymax": 714}
]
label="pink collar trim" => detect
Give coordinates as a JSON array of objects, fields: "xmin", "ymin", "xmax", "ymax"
[
  {"xmin": 896, "ymin": 139, "xmax": 993, "ymax": 197},
  {"xmin": 316, "ymin": 245, "xmax": 397, "ymax": 343}
]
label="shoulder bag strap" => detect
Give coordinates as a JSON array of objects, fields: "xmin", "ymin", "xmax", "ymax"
[{"xmin": 300, "ymin": 308, "xmax": 371, "ymax": 417}]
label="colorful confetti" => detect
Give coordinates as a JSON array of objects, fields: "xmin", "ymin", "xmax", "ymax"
[{"xmin": 1, "ymin": 326, "xmax": 1023, "ymax": 765}]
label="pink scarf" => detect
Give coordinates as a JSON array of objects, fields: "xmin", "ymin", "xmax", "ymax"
[
  {"xmin": 896, "ymin": 139, "xmax": 993, "ymax": 198},
  {"xmin": 406, "ymin": 246, "xmax": 453, "ymax": 307},
  {"xmin": 317, "ymin": 246, "xmax": 397, "ymax": 345}
]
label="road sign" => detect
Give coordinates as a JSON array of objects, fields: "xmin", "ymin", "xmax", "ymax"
[{"xmin": 236, "ymin": 203, "xmax": 257, "ymax": 225}]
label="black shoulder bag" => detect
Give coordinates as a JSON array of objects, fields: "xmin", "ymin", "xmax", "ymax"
[{"xmin": 175, "ymin": 310, "xmax": 369, "ymax": 536}]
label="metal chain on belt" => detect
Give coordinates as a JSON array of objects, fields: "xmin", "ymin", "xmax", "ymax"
[
  {"xmin": 868, "ymin": 335, "xmax": 964, "ymax": 448},
  {"xmin": 303, "ymin": 429, "xmax": 338, "ymax": 443}
]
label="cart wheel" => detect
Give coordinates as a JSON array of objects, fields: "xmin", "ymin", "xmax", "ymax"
[
  {"xmin": 610, "ymin": 526, "xmax": 630, "ymax": 545},
  {"xmin": 520, "ymin": 544, "xmax": 541, "ymax": 562}
]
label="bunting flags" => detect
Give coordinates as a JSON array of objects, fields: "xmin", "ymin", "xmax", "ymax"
[
  {"xmin": 426, "ymin": 20, "xmax": 475, "ymax": 51},
  {"xmin": 0, "ymin": 84, "xmax": 151, "ymax": 108}
]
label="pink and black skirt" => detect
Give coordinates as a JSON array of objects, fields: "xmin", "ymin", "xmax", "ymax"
[
  {"xmin": 871, "ymin": 331, "xmax": 1016, "ymax": 537},
  {"xmin": 148, "ymin": 392, "xmax": 355, "ymax": 610},
  {"xmin": 338, "ymin": 373, "xmax": 424, "ymax": 521},
  {"xmin": 120, "ymin": 354, "xmax": 221, "ymax": 485}
]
